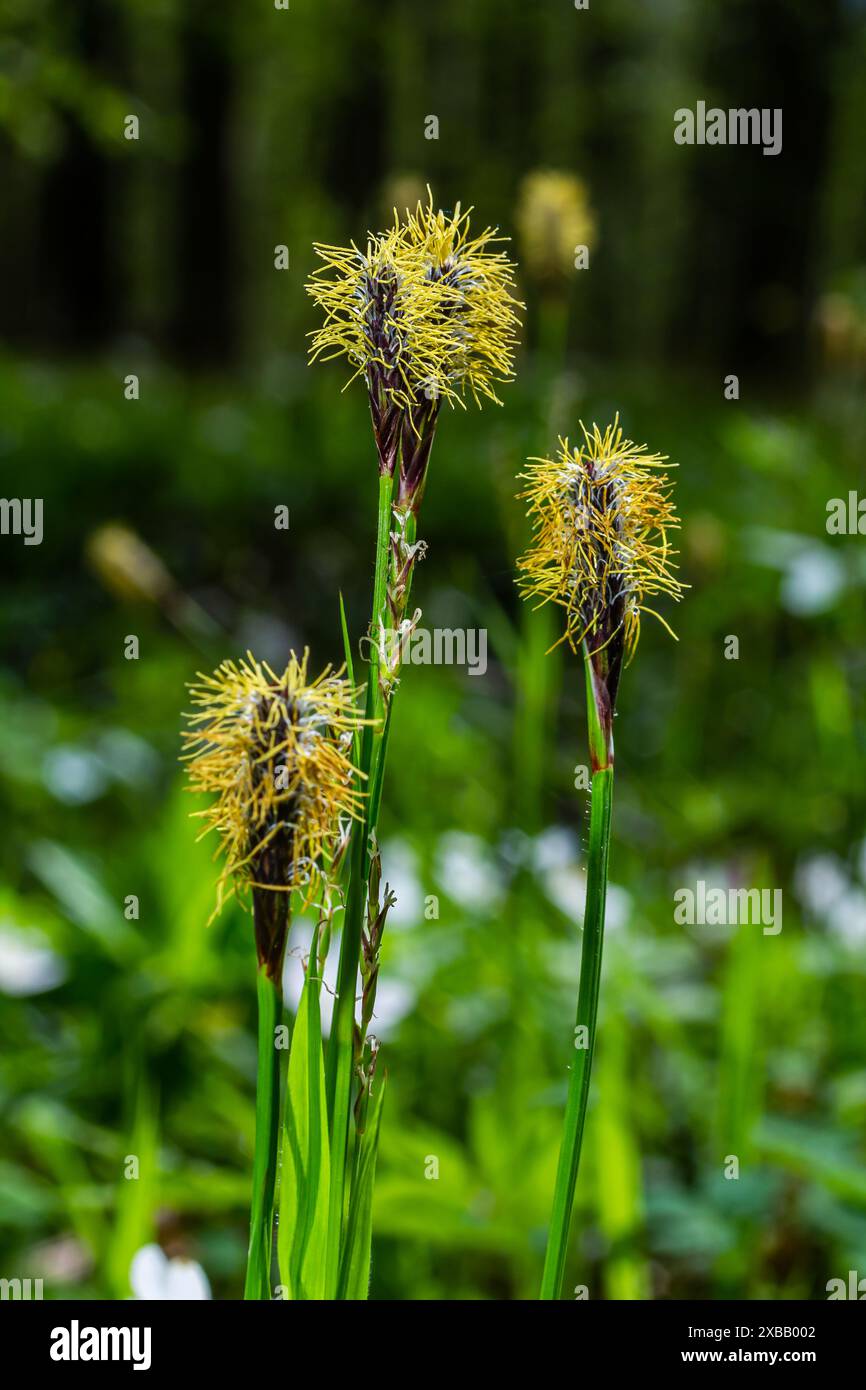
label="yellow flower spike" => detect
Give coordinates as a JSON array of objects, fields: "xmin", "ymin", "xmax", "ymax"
[
  {"xmin": 306, "ymin": 192, "xmax": 523, "ymax": 493},
  {"xmin": 516, "ymin": 170, "xmax": 596, "ymax": 284},
  {"xmin": 517, "ymin": 415, "xmax": 685, "ymax": 682},
  {"xmin": 181, "ymin": 650, "xmax": 367, "ymax": 977}
]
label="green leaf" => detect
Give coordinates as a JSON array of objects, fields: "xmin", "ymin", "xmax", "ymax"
[
  {"xmin": 338, "ymin": 591, "xmax": 356, "ymax": 688},
  {"xmin": 338, "ymin": 1076, "xmax": 386, "ymax": 1300},
  {"xmin": 26, "ymin": 840, "xmax": 139, "ymax": 961},
  {"xmin": 105, "ymin": 1070, "xmax": 159, "ymax": 1297},
  {"xmin": 278, "ymin": 972, "xmax": 331, "ymax": 1299},
  {"xmin": 325, "ymin": 469, "xmax": 394, "ymax": 1297},
  {"xmin": 244, "ymin": 969, "xmax": 283, "ymax": 1300}
]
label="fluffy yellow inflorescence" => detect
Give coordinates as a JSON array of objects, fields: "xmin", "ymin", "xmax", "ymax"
[
  {"xmin": 517, "ymin": 418, "xmax": 684, "ymax": 662},
  {"xmin": 307, "ymin": 192, "xmax": 522, "ymax": 410},
  {"xmin": 182, "ymin": 651, "xmax": 365, "ymax": 920},
  {"xmin": 516, "ymin": 169, "xmax": 596, "ymax": 283}
]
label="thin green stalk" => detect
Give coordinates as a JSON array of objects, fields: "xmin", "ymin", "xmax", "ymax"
[
  {"xmin": 324, "ymin": 469, "xmax": 393, "ymax": 1297},
  {"xmin": 364, "ymin": 509, "xmax": 416, "ymax": 831},
  {"xmin": 332, "ymin": 508, "xmax": 415, "ymax": 1295},
  {"xmin": 245, "ymin": 966, "xmax": 283, "ymax": 1299},
  {"xmin": 339, "ymin": 1083, "xmax": 370, "ymax": 1296},
  {"xmin": 540, "ymin": 653, "xmax": 614, "ymax": 1301}
]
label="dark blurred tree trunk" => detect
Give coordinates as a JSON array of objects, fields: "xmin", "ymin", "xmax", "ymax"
[
  {"xmin": 319, "ymin": 1, "xmax": 387, "ymax": 212},
  {"xmin": 0, "ymin": 141, "xmax": 39, "ymax": 343},
  {"xmin": 674, "ymin": 0, "xmax": 843, "ymax": 386},
  {"xmin": 34, "ymin": 0, "xmax": 123, "ymax": 352},
  {"xmin": 170, "ymin": 0, "xmax": 237, "ymax": 366}
]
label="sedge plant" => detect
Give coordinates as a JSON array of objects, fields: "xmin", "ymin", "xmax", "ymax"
[
  {"xmin": 183, "ymin": 193, "xmax": 521, "ymax": 1302},
  {"xmin": 307, "ymin": 190, "xmax": 521, "ymax": 1298},
  {"xmin": 516, "ymin": 418, "xmax": 684, "ymax": 1300},
  {"xmin": 182, "ymin": 652, "xmax": 365, "ymax": 1299}
]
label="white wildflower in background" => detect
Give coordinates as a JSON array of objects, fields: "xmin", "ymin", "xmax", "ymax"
[{"xmin": 130, "ymin": 1245, "xmax": 211, "ymax": 1301}]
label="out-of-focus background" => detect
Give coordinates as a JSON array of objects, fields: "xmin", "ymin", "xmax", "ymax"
[{"xmin": 1, "ymin": 0, "xmax": 865, "ymax": 1300}]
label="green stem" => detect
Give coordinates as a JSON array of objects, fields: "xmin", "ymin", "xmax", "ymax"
[
  {"xmin": 337, "ymin": 1085, "xmax": 369, "ymax": 1297},
  {"xmin": 540, "ymin": 656, "xmax": 614, "ymax": 1300},
  {"xmin": 324, "ymin": 469, "xmax": 393, "ymax": 1297},
  {"xmin": 244, "ymin": 966, "xmax": 283, "ymax": 1299}
]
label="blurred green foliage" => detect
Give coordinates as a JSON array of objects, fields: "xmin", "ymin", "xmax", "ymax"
[{"xmin": 1, "ymin": 349, "xmax": 864, "ymax": 1299}]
